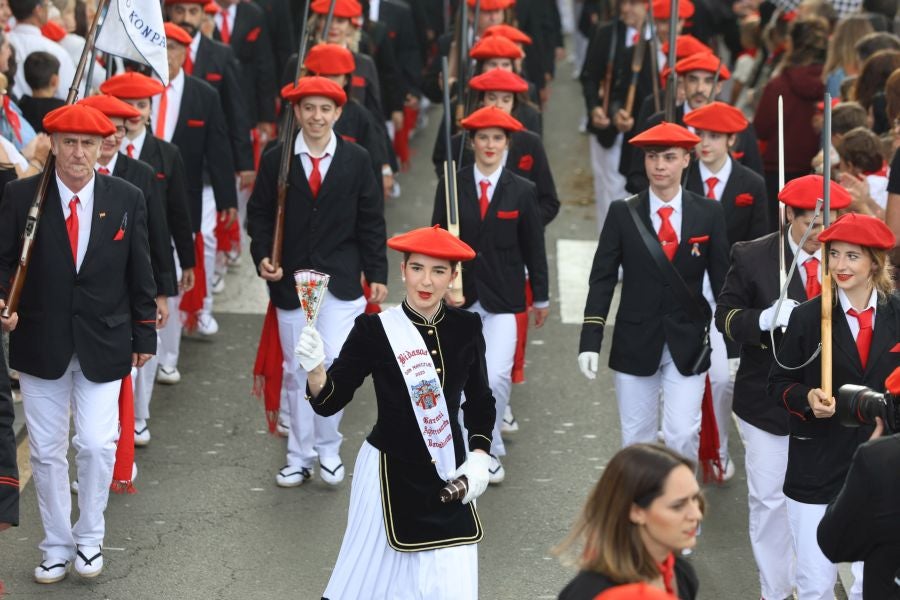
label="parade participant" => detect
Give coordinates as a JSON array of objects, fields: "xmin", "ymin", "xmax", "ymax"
[
  {"xmin": 577, "ymin": 122, "xmax": 730, "ymax": 462},
  {"xmin": 432, "ymin": 105, "xmax": 550, "ymax": 483},
  {"xmin": 556, "ymin": 444, "xmax": 702, "ymax": 599},
  {"xmin": 296, "ymin": 225, "xmax": 494, "ymax": 599},
  {"xmin": 153, "ymin": 23, "xmax": 237, "ymax": 367},
  {"xmin": 469, "ymin": 34, "xmax": 542, "ymax": 134},
  {"xmin": 769, "ymin": 212, "xmax": 900, "ymax": 600},
  {"xmin": 247, "ymin": 76, "xmax": 387, "ymax": 488},
  {"xmin": 715, "ymin": 174, "xmax": 851, "ymax": 600},
  {"xmin": 0, "ymin": 103, "xmax": 157, "ymax": 582},
  {"xmin": 0, "ymin": 340, "xmax": 16, "ymax": 531},
  {"xmin": 99, "ymin": 71, "xmax": 196, "ymax": 391},
  {"xmin": 579, "ymin": 0, "xmax": 653, "ymax": 231}
]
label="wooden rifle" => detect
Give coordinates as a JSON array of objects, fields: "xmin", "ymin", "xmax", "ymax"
[
  {"xmin": 2, "ymin": 0, "xmax": 109, "ymax": 318},
  {"xmin": 646, "ymin": 6, "xmax": 661, "ymax": 113},
  {"xmin": 623, "ymin": 21, "xmax": 647, "ymax": 117},
  {"xmin": 322, "ymin": 0, "xmax": 338, "ymax": 42},
  {"xmin": 663, "ymin": 0, "xmax": 678, "ymax": 122},
  {"xmin": 441, "ymin": 57, "xmax": 464, "ymax": 305},
  {"xmin": 271, "ymin": 0, "xmax": 314, "ymax": 270},
  {"xmin": 821, "ymin": 94, "xmax": 834, "ymax": 401},
  {"xmin": 600, "ymin": 18, "xmax": 617, "ymax": 116},
  {"xmin": 456, "ymin": 0, "xmax": 480, "ymax": 167}
]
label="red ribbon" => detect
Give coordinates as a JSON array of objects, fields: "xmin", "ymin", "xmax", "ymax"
[
  {"xmin": 110, "ymin": 375, "xmax": 136, "ymax": 494},
  {"xmin": 179, "ymin": 234, "xmax": 207, "ymax": 332},
  {"xmin": 215, "ymin": 211, "xmax": 241, "ymax": 253},
  {"xmin": 699, "ymin": 374, "xmax": 724, "ymax": 483},
  {"xmin": 252, "ymin": 302, "xmax": 283, "ymax": 433},
  {"xmin": 512, "ymin": 278, "xmax": 533, "ymax": 384}
]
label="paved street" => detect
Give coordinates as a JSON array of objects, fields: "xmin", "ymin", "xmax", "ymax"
[{"xmin": 1, "ymin": 52, "xmax": 796, "ymax": 599}]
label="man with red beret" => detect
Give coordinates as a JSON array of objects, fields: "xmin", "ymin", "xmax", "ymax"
[
  {"xmin": 0, "ymin": 103, "xmax": 157, "ymax": 583},
  {"xmin": 247, "ymin": 76, "xmax": 387, "ymax": 488},
  {"xmin": 578, "ymin": 121, "xmax": 730, "ymax": 464},
  {"xmin": 715, "ymin": 174, "xmax": 852, "ymax": 600}
]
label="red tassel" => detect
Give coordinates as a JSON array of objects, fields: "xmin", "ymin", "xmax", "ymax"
[
  {"xmin": 392, "ymin": 106, "xmax": 418, "ymax": 171},
  {"xmin": 251, "ymin": 127, "xmax": 262, "ymax": 172},
  {"xmin": 111, "ymin": 375, "xmax": 137, "ymax": 494},
  {"xmin": 362, "ymin": 277, "xmax": 381, "ymax": 315},
  {"xmin": 180, "ymin": 234, "xmax": 207, "ymax": 332},
  {"xmin": 511, "ymin": 279, "xmax": 533, "ymax": 384},
  {"xmin": 699, "ymin": 375, "xmax": 724, "ymax": 484},
  {"xmin": 214, "ymin": 212, "xmax": 241, "ymax": 254},
  {"xmin": 252, "ymin": 302, "xmax": 284, "ymax": 433}
]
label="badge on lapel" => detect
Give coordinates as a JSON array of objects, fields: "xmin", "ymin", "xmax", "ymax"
[
  {"xmin": 688, "ymin": 235, "xmax": 709, "ymax": 257},
  {"xmin": 114, "ymin": 212, "xmax": 127, "ymax": 241},
  {"xmin": 735, "ymin": 193, "xmax": 754, "ymax": 207}
]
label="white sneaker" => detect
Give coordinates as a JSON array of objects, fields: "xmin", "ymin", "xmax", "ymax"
[
  {"xmin": 721, "ymin": 457, "xmax": 736, "ymax": 482},
  {"xmin": 210, "ymin": 274, "xmax": 225, "ymax": 295},
  {"xmin": 275, "ymin": 465, "xmax": 311, "ymax": 488},
  {"xmin": 318, "ymin": 456, "xmax": 345, "ymax": 485},
  {"xmin": 488, "ymin": 455, "xmax": 505, "ymax": 484},
  {"xmin": 134, "ymin": 421, "xmax": 151, "ymax": 446},
  {"xmin": 500, "ymin": 405, "xmax": 519, "ymax": 434},
  {"xmin": 225, "ymin": 251, "xmax": 241, "ymax": 269},
  {"xmin": 275, "ymin": 418, "xmax": 289, "ymax": 438},
  {"xmin": 196, "ymin": 314, "xmax": 219, "ymax": 336},
  {"xmin": 74, "ymin": 545, "xmax": 103, "ymax": 578},
  {"xmin": 34, "ymin": 559, "xmax": 69, "ymax": 583},
  {"xmin": 156, "ymin": 366, "xmax": 181, "ymax": 385}
]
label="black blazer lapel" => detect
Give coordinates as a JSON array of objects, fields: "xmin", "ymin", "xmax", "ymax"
[
  {"xmin": 833, "ymin": 305, "xmax": 864, "ymax": 374},
  {"xmin": 674, "ymin": 192, "xmax": 698, "ymax": 263},
  {"xmin": 784, "ymin": 242, "xmax": 807, "ymax": 302},
  {"xmin": 81, "ymin": 177, "xmax": 113, "ymax": 270},
  {"xmin": 139, "ymin": 133, "xmax": 162, "ymax": 170},
  {"xmin": 315, "ymin": 136, "xmax": 342, "ymax": 200},
  {"xmin": 636, "ymin": 190, "xmax": 654, "ymax": 234},
  {"xmin": 866, "ymin": 299, "xmax": 897, "ymax": 377},
  {"xmin": 45, "ymin": 182, "xmax": 75, "ymax": 270},
  {"xmin": 456, "ymin": 166, "xmax": 479, "ymax": 231},
  {"xmin": 195, "ymin": 37, "xmax": 212, "ymax": 74}
]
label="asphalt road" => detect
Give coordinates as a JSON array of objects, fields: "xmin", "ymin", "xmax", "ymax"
[{"xmin": 1, "ymin": 48, "xmax": 803, "ymax": 600}]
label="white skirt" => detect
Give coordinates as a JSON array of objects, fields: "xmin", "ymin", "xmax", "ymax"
[{"xmin": 322, "ymin": 442, "xmax": 479, "ymax": 600}]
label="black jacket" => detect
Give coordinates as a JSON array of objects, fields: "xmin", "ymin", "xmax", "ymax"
[
  {"xmin": 768, "ymin": 295, "xmax": 900, "ymax": 504},
  {"xmin": 0, "ymin": 174, "xmax": 157, "ymax": 382},
  {"xmin": 432, "ymin": 166, "xmax": 549, "ymax": 314},
  {"xmin": 818, "ymin": 434, "xmax": 900, "ymax": 600},
  {"xmin": 579, "ymin": 190, "xmax": 730, "ymax": 376},
  {"xmin": 0, "ymin": 340, "xmax": 16, "ymax": 527},
  {"xmin": 254, "ymin": 0, "xmax": 295, "ymax": 83},
  {"xmin": 335, "ymin": 99, "xmax": 390, "ymax": 185},
  {"xmin": 715, "ymin": 232, "xmax": 805, "ymax": 436},
  {"xmin": 685, "ymin": 158, "xmax": 769, "ymax": 247},
  {"xmin": 247, "ymin": 132, "xmax": 387, "ymax": 307},
  {"xmin": 369, "ymin": 0, "xmax": 423, "ymax": 94},
  {"xmin": 558, "ymin": 557, "xmax": 699, "ymax": 599},
  {"xmin": 136, "ymin": 131, "xmax": 195, "ymax": 271},
  {"xmin": 171, "ymin": 74, "xmax": 238, "ymax": 232}
]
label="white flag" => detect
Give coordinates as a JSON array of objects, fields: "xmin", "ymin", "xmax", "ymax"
[{"xmin": 95, "ymin": 0, "xmax": 169, "ymax": 85}]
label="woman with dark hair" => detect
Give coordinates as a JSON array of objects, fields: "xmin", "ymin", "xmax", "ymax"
[
  {"xmin": 556, "ymin": 443, "xmax": 703, "ymax": 599},
  {"xmin": 851, "ymin": 49, "xmax": 900, "ymax": 134},
  {"xmin": 754, "ymin": 16, "xmax": 829, "ymax": 214}
]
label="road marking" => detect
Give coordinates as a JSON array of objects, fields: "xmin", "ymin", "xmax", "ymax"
[{"xmin": 555, "ymin": 238, "xmax": 621, "ymax": 325}]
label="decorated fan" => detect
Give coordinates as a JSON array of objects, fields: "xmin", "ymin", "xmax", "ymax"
[{"xmin": 293, "ymin": 269, "xmax": 331, "ymax": 327}]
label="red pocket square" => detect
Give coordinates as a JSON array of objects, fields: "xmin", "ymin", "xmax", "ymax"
[
  {"xmin": 497, "ymin": 210, "xmax": 519, "ymax": 219},
  {"xmin": 113, "ymin": 228, "xmax": 124, "ymax": 241},
  {"xmin": 688, "ymin": 235, "xmax": 710, "ymax": 244},
  {"xmin": 155, "ymin": 172, "xmax": 166, "ymax": 180},
  {"xmin": 517, "ymin": 154, "xmax": 534, "ymax": 171},
  {"xmin": 735, "ymin": 193, "xmax": 754, "ymax": 207},
  {"xmin": 205, "ymin": 72, "xmax": 223, "ymax": 82},
  {"xmin": 187, "ymin": 119, "xmax": 205, "ymax": 128},
  {"xmin": 246, "ymin": 27, "xmax": 261, "ymax": 42},
  {"xmin": 731, "ymin": 150, "xmax": 745, "ymax": 160},
  {"xmin": 891, "ymin": 343, "xmax": 900, "ymax": 352},
  {"xmin": 351, "ymin": 75, "xmax": 366, "ymax": 88}
]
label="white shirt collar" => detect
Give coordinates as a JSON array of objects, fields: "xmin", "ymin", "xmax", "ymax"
[
  {"xmin": 698, "ymin": 156, "xmax": 732, "ymax": 195},
  {"xmin": 123, "ymin": 126, "xmax": 147, "ymax": 157},
  {"xmin": 96, "ymin": 151, "xmax": 119, "ymax": 174},
  {"xmin": 649, "ymin": 186, "xmax": 683, "ymax": 215},
  {"xmin": 294, "ymin": 128, "xmax": 337, "ymax": 158},
  {"xmin": 169, "ymin": 68, "xmax": 185, "ymax": 93},
  {"xmin": 838, "ymin": 287, "xmax": 878, "ymax": 316},
  {"xmin": 787, "ymin": 224, "xmax": 822, "ymax": 264},
  {"xmin": 12, "ymin": 23, "xmax": 41, "ymax": 35},
  {"xmin": 473, "ymin": 164, "xmax": 503, "ymax": 189},
  {"xmin": 56, "ymin": 171, "xmax": 95, "ymax": 209},
  {"xmin": 190, "ymin": 31, "xmax": 201, "ymax": 58}
]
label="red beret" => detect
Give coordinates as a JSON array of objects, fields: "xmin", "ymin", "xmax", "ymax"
[
  {"xmin": 78, "ymin": 94, "xmax": 142, "ymax": 120},
  {"xmin": 164, "ymin": 22, "xmax": 193, "ymax": 46},
  {"xmin": 468, "ymin": 68, "xmax": 528, "ymax": 93},
  {"xmin": 652, "ymin": 0, "xmax": 695, "ymax": 19},
  {"xmin": 683, "ymin": 101, "xmax": 748, "ymax": 133},
  {"xmin": 467, "ymin": 0, "xmax": 511, "ymax": 8},
  {"xmin": 675, "ymin": 53, "xmax": 730, "ymax": 80},
  {"xmin": 460, "ymin": 105, "xmax": 524, "ymax": 132},
  {"xmin": 661, "ymin": 35, "xmax": 713, "ymax": 60},
  {"xmin": 778, "ymin": 175, "xmax": 852, "ymax": 210},
  {"xmin": 41, "ymin": 21, "xmax": 67, "ymax": 42},
  {"xmin": 484, "ymin": 24, "xmax": 532, "ymax": 45},
  {"xmin": 281, "ymin": 76, "xmax": 347, "ymax": 106},
  {"xmin": 388, "ymin": 225, "xmax": 476, "ymax": 261},
  {"xmin": 469, "ymin": 35, "xmax": 524, "ymax": 61},
  {"xmin": 43, "ymin": 104, "xmax": 116, "ymax": 137},
  {"xmin": 304, "ymin": 43, "xmax": 355, "ymax": 76},
  {"xmin": 311, "ymin": 0, "xmax": 362, "ymax": 18},
  {"xmin": 818, "ymin": 212, "xmax": 895, "ymax": 250},
  {"xmin": 100, "ymin": 72, "xmax": 166, "ymax": 99},
  {"xmin": 629, "ymin": 121, "xmax": 700, "ymax": 149},
  {"xmin": 164, "ymin": 0, "xmax": 207, "ymax": 5},
  {"xmin": 595, "ymin": 583, "xmax": 676, "ymax": 600},
  {"xmin": 815, "ymin": 98, "xmax": 841, "ymax": 112},
  {"xmin": 203, "ymin": 1, "xmax": 220, "ymax": 14},
  {"xmin": 885, "ymin": 367, "xmax": 900, "ymax": 395}
]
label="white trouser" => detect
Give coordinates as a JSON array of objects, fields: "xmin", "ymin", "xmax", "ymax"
[
  {"xmin": 133, "ymin": 332, "xmax": 162, "ymax": 421},
  {"xmin": 20, "ymin": 356, "xmax": 120, "ymax": 561},
  {"xmin": 216, "ymin": 176, "xmax": 250, "ymax": 278},
  {"xmin": 201, "ymin": 184, "xmax": 217, "ymax": 317},
  {"xmin": 589, "ymin": 134, "xmax": 627, "ymax": 235},
  {"xmin": 708, "ymin": 313, "xmax": 734, "ymax": 464},
  {"xmin": 785, "ymin": 499, "xmax": 864, "ymax": 599},
  {"xmin": 466, "ymin": 302, "xmax": 517, "ymax": 457},
  {"xmin": 736, "ymin": 417, "xmax": 795, "ymax": 600},
  {"xmin": 277, "ymin": 292, "xmax": 366, "ymax": 469},
  {"xmin": 614, "ymin": 345, "xmax": 706, "ymax": 460},
  {"xmin": 158, "ymin": 246, "xmax": 185, "ymax": 370}
]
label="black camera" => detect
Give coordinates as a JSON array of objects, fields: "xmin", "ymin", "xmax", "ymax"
[{"xmin": 836, "ymin": 384, "xmax": 900, "ymax": 433}]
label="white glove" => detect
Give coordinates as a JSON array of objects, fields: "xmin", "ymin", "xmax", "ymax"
[
  {"xmin": 758, "ymin": 299, "xmax": 799, "ymax": 331},
  {"xmin": 578, "ymin": 352, "xmax": 599, "ymax": 380},
  {"xmin": 450, "ymin": 451, "xmax": 491, "ymax": 504},
  {"xmin": 295, "ymin": 326, "xmax": 325, "ymax": 372}
]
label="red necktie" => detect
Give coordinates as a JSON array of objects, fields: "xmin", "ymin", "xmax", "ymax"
[
  {"xmin": 66, "ymin": 196, "xmax": 79, "ymax": 264},
  {"xmin": 97, "ymin": 166, "xmax": 110, "ymax": 175},
  {"xmin": 848, "ymin": 307, "xmax": 874, "ymax": 369},
  {"xmin": 803, "ymin": 257, "xmax": 821, "ymax": 300},
  {"xmin": 479, "ymin": 180, "xmax": 490, "ymax": 219},
  {"xmin": 658, "ymin": 552, "xmax": 676, "ymax": 595},
  {"xmin": 220, "ymin": 12, "xmax": 231, "ymax": 44},
  {"xmin": 705, "ymin": 176, "xmax": 718, "ymax": 199},
  {"xmin": 155, "ymin": 85, "xmax": 169, "ymax": 139},
  {"xmin": 308, "ymin": 155, "xmax": 322, "ymax": 198},
  {"xmin": 657, "ymin": 205, "xmax": 678, "ymax": 261},
  {"xmin": 183, "ymin": 50, "xmax": 194, "ymax": 75},
  {"xmin": 126, "ymin": 143, "xmax": 135, "ymax": 158}
]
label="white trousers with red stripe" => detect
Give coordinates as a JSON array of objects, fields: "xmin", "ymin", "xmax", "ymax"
[{"xmin": 19, "ymin": 355, "xmax": 120, "ymax": 561}]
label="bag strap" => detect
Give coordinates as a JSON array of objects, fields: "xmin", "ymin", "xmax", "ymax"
[{"xmin": 625, "ymin": 195, "xmax": 710, "ymax": 324}]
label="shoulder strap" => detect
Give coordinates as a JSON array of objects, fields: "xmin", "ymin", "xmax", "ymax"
[{"xmin": 625, "ymin": 196, "xmax": 710, "ymax": 323}]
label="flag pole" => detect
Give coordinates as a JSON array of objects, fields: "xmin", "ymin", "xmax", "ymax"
[
  {"xmin": 821, "ymin": 93, "xmax": 833, "ymax": 402},
  {"xmin": 2, "ymin": 0, "xmax": 111, "ymax": 318}
]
